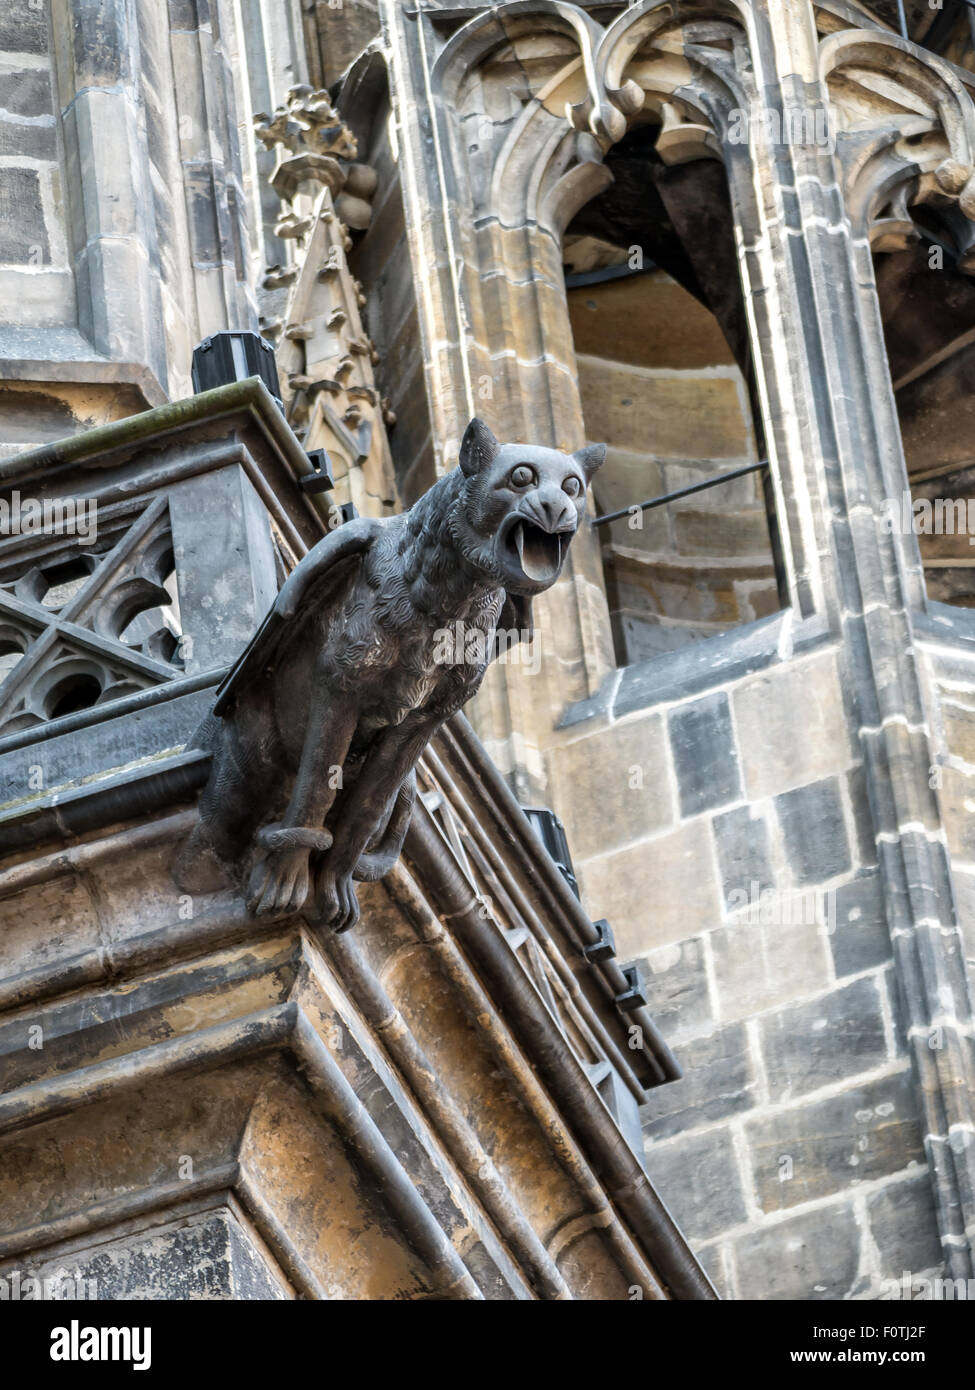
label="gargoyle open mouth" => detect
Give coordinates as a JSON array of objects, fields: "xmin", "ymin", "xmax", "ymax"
[{"xmin": 505, "ymin": 518, "xmax": 567, "ymax": 584}]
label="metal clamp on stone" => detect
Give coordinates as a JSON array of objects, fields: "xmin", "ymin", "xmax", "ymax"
[
  {"xmin": 615, "ymin": 964, "xmax": 648, "ymax": 1014},
  {"xmin": 524, "ymin": 805, "xmax": 580, "ymax": 898},
  {"xmin": 584, "ymin": 918, "xmax": 616, "ymax": 964},
  {"xmin": 300, "ymin": 448, "xmax": 335, "ymax": 495}
]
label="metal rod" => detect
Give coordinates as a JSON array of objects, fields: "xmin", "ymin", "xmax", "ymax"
[
  {"xmin": 564, "ymin": 261, "xmax": 656, "ymax": 290},
  {"xmin": 896, "ymin": 0, "xmax": 909, "ymax": 37},
  {"xmin": 591, "ymin": 459, "xmax": 769, "ymax": 528}
]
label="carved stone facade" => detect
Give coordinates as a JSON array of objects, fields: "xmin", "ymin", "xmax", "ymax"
[
  {"xmin": 2, "ymin": 0, "xmax": 975, "ymax": 1301},
  {"xmin": 0, "ymin": 385, "xmax": 709, "ymax": 1301}
]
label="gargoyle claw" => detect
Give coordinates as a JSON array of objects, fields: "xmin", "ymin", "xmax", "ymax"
[
  {"xmin": 314, "ymin": 864, "xmax": 360, "ymax": 932},
  {"xmin": 334, "ymin": 875, "xmax": 360, "ymax": 933}
]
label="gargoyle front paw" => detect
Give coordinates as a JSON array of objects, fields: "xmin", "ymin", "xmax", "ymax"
[
  {"xmin": 245, "ymin": 824, "xmax": 334, "ymax": 917},
  {"xmin": 246, "ymin": 847, "xmax": 312, "ymax": 916}
]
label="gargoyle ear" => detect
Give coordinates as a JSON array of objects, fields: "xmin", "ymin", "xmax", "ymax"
[
  {"xmin": 459, "ymin": 417, "xmax": 501, "ymax": 478},
  {"xmin": 574, "ymin": 441, "xmax": 607, "ymax": 483}
]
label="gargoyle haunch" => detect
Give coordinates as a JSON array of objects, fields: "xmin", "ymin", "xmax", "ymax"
[{"xmin": 176, "ymin": 418, "xmax": 605, "ymax": 931}]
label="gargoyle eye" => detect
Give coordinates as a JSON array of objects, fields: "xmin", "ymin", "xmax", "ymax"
[
  {"xmin": 562, "ymin": 476, "xmax": 582, "ymax": 498},
  {"xmin": 510, "ymin": 464, "xmax": 535, "ymax": 488}
]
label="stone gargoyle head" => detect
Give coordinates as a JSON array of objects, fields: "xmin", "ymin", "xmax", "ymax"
[{"xmin": 447, "ymin": 417, "xmax": 606, "ymax": 596}]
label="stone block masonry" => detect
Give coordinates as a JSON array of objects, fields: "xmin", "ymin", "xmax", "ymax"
[{"xmin": 552, "ymin": 628, "xmax": 942, "ymax": 1297}]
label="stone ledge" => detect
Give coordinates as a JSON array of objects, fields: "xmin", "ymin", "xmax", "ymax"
[
  {"xmin": 0, "ymin": 747, "xmax": 208, "ymax": 856},
  {"xmin": 559, "ymin": 608, "xmax": 832, "ymax": 729}
]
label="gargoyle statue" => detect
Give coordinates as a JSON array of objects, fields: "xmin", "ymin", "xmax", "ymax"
[{"xmin": 176, "ymin": 418, "xmax": 605, "ymax": 931}]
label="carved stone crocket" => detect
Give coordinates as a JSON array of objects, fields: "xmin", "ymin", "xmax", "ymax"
[{"xmin": 175, "ymin": 418, "xmax": 605, "ymax": 931}]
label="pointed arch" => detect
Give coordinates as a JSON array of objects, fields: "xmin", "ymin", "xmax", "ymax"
[{"xmin": 821, "ymin": 29, "xmax": 975, "ymax": 231}]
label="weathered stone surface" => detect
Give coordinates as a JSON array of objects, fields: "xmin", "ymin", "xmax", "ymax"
[
  {"xmin": 0, "ymin": 168, "xmax": 49, "ymax": 265},
  {"xmin": 936, "ymin": 765, "xmax": 975, "ymax": 862},
  {"xmin": 0, "ymin": 5, "xmax": 48, "ymax": 54},
  {"xmin": 168, "ymin": 468, "xmax": 278, "ymax": 677},
  {"xmin": 709, "ymin": 914, "xmax": 831, "ymax": 1021},
  {"xmin": 830, "ymin": 869, "xmax": 891, "ymax": 976},
  {"xmin": 691, "ymin": 1241, "xmax": 734, "ymax": 1299},
  {"xmin": 759, "ymin": 976, "xmax": 890, "ymax": 1102},
  {"xmin": 643, "ymin": 1126, "xmax": 748, "ymax": 1243},
  {"xmin": 578, "ymin": 357, "xmax": 752, "ymax": 459},
  {"xmin": 611, "ymin": 612, "xmax": 783, "ymax": 718},
  {"xmin": 668, "ymin": 691, "xmax": 742, "ymax": 817},
  {"xmin": 592, "ymin": 447, "xmax": 668, "ymax": 548},
  {"xmin": 0, "ymin": 118, "xmax": 57, "ymax": 160},
  {"xmin": 546, "ymin": 711, "xmax": 674, "ymax": 858},
  {"xmin": 7, "ymin": 1207, "xmax": 291, "ymax": 1301},
  {"xmin": 69, "ymin": 0, "xmax": 130, "ymax": 89},
  {"xmin": 169, "ymin": 0, "xmax": 211, "ymax": 31},
  {"xmin": 672, "ymin": 506, "xmax": 773, "ymax": 560},
  {"xmin": 734, "ymin": 1202, "xmax": 862, "ymax": 1300},
  {"xmin": 951, "ymin": 864, "xmax": 975, "ymax": 963},
  {"xmin": 568, "ymin": 271, "xmax": 735, "ymax": 372},
  {"xmin": 0, "ymin": 688, "xmax": 214, "ymax": 810},
  {"xmin": 663, "ymin": 462, "xmax": 762, "ymax": 512},
  {"xmin": 0, "ymin": 69, "xmax": 53, "ymax": 118},
  {"xmin": 775, "ymin": 777, "xmax": 852, "ymax": 884},
  {"xmin": 631, "ymin": 936, "xmax": 714, "ymax": 1040},
  {"xmin": 732, "ymin": 653, "xmax": 850, "ymax": 798},
  {"xmin": 0, "ymin": 873, "xmax": 102, "ymax": 987},
  {"xmin": 578, "ymin": 818, "xmax": 722, "ymax": 955},
  {"xmin": 868, "ymin": 1172, "xmax": 945, "ymax": 1279},
  {"xmin": 745, "ymin": 1070, "xmax": 925, "ymax": 1213},
  {"xmin": 0, "ymin": 0, "xmax": 969, "ymax": 1304},
  {"xmin": 642, "ymin": 1022, "xmax": 756, "ymax": 1140},
  {"xmin": 845, "ymin": 764, "xmax": 878, "ymax": 867},
  {"xmin": 712, "ymin": 804, "xmax": 774, "ymax": 909},
  {"xmin": 941, "ymin": 697, "xmax": 975, "ymax": 766},
  {"xmin": 607, "ymin": 552, "xmax": 761, "ymax": 631}
]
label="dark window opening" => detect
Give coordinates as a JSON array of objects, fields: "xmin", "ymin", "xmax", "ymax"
[
  {"xmin": 564, "ymin": 124, "xmax": 785, "ymax": 668},
  {"xmin": 0, "ymin": 635, "xmax": 25, "ymax": 684},
  {"xmin": 876, "ymin": 197, "xmax": 975, "ymax": 608},
  {"xmin": 46, "ymin": 673, "xmax": 102, "ymax": 719},
  {"xmin": 38, "ymin": 556, "xmax": 96, "ymax": 609}
]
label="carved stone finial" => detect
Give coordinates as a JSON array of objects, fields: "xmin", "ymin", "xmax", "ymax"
[
  {"xmin": 255, "ymin": 86, "xmax": 371, "ymax": 212},
  {"xmin": 174, "ymin": 427, "xmax": 605, "ymax": 932}
]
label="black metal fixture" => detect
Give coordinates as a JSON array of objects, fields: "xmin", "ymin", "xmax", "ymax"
[
  {"xmin": 191, "ymin": 331, "xmax": 282, "ymax": 405},
  {"xmin": 299, "ymin": 448, "xmax": 335, "ymax": 495},
  {"xmin": 615, "ymin": 964, "xmax": 648, "ymax": 1014},
  {"xmin": 590, "ymin": 456, "xmax": 790, "ymax": 613},
  {"xmin": 591, "ymin": 459, "xmax": 769, "ymax": 528},
  {"xmin": 584, "ymin": 918, "xmax": 616, "ymax": 964},
  {"xmin": 523, "ymin": 806, "xmax": 579, "ymax": 898},
  {"xmin": 338, "ymin": 502, "xmax": 359, "ymax": 524},
  {"xmin": 564, "ymin": 259, "xmax": 657, "ymax": 291}
]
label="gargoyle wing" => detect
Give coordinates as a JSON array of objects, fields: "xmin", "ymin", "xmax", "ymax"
[{"xmin": 213, "ymin": 517, "xmax": 382, "ymax": 717}]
